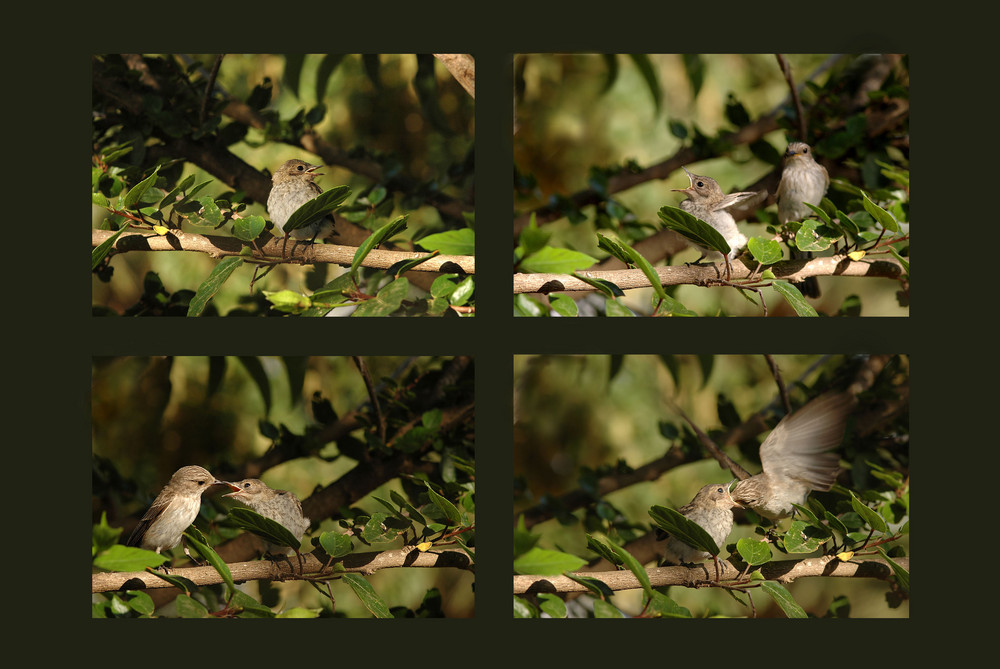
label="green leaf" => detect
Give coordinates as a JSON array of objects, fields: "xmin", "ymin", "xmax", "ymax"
[
  {"xmin": 850, "ymin": 492, "xmax": 888, "ymax": 533},
  {"xmin": 187, "ymin": 257, "xmax": 243, "ymax": 317},
  {"xmin": 390, "ymin": 490, "xmax": 427, "ymax": 527},
  {"xmin": 771, "ymin": 280, "xmax": 819, "ymax": 316},
  {"xmin": 593, "ymin": 599, "xmax": 624, "ymax": 618},
  {"xmin": 646, "ymin": 591, "xmax": 693, "ymax": 618},
  {"xmin": 628, "ymin": 53, "xmax": 661, "ymax": 112},
  {"xmin": 351, "ymin": 215, "xmax": 407, "ymax": 281},
  {"xmin": 875, "ymin": 546, "xmax": 909, "ymax": 593},
  {"xmin": 657, "ymin": 205, "xmax": 729, "ymax": 255},
  {"xmin": 519, "ymin": 246, "xmax": 597, "ymax": 274},
  {"xmin": 361, "ymin": 511, "xmax": 401, "ymax": 543},
  {"xmin": 125, "ymin": 590, "xmax": 155, "ymax": 615},
  {"xmin": 514, "ymin": 595, "xmax": 539, "ymax": 618},
  {"xmin": 861, "ymin": 191, "xmax": 900, "ymax": 233},
  {"xmin": 606, "ymin": 540, "xmax": 653, "ymax": 599},
  {"xmin": 282, "ymin": 185, "xmax": 351, "ymax": 233},
  {"xmin": 735, "ymin": 538, "xmax": 772, "ymax": 565},
  {"xmin": 232, "ymin": 214, "xmax": 267, "ymax": 241},
  {"xmin": 586, "ymin": 534, "xmax": 623, "ymax": 566},
  {"xmin": 563, "ymin": 572, "xmax": 614, "ymax": 598},
  {"xmin": 760, "ymin": 581, "xmax": 807, "ymax": 618},
  {"xmin": 227, "ymin": 507, "xmax": 301, "ymax": 549},
  {"xmin": 350, "ymin": 277, "xmax": 410, "ymax": 317},
  {"xmin": 175, "ymin": 594, "xmax": 210, "ymax": 618},
  {"xmin": 746, "ymin": 236, "xmax": 783, "ymax": 265},
  {"xmin": 512, "ymin": 547, "xmax": 586, "ymax": 576},
  {"xmin": 92, "ymin": 545, "xmax": 167, "ymax": 572},
  {"xmin": 341, "ymin": 573, "xmax": 392, "ymax": 618},
  {"xmin": 605, "ymin": 299, "xmax": 635, "ymax": 317},
  {"xmin": 782, "ymin": 520, "xmax": 827, "ymax": 553},
  {"xmin": 549, "ymin": 294, "xmax": 579, "ymax": 317},
  {"xmin": 417, "ymin": 228, "xmax": 475, "ymax": 256},
  {"xmin": 571, "ymin": 272, "xmax": 624, "ymax": 298},
  {"xmin": 319, "ymin": 531, "xmax": 353, "ymax": 558},
  {"xmin": 122, "ymin": 166, "xmax": 160, "ymax": 209},
  {"xmin": 537, "ymin": 593, "xmax": 567, "ymax": 618},
  {"xmin": 425, "ymin": 482, "xmax": 464, "ymax": 526},
  {"xmin": 183, "ymin": 527, "xmax": 236, "ymax": 599},
  {"xmin": 91, "ymin": 226, "xmax": 130, "ymax": 271},
  {"xmin": 648, "ymin": 505, "xmax": 718, "ymax": 556}
]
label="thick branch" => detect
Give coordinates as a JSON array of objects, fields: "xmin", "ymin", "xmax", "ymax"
[
  {"xmin": 514, "ymin": 556, "xmax": 907, "ymax": 594},
  {"xmin": 92, "ymin": 229, "xmax": 475, "ymax": 274},
  {"xmin": 433, "ymin": 54, "xmax": 475, "ymax": 98},
  {"xmin": 93, "ymin": 547, "xmax": 473, "ymax": 593},
  {"xmin": 513, "ymin": 255, "xmax": 903, "ymax": 294}
]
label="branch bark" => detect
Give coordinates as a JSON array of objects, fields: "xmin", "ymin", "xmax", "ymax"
[
  {"xmin": 514, "ymin": 556, "xmax": 907, "ymax": 594},
  {"xmin": 93, "ymin": 547, "xmax": 473, "ymax": 593},
  {"xmin": 93, "ymin": 229, "xmax": 475, "ymax": 274},
  {"xmin": 513, "ymin": 255, "xmax": 903, "ymax": 294}
]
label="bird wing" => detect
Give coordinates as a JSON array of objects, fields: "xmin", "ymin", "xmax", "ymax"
[
  {"xmin": 125, "ymin": 492, "xmax": 171, "ymax": 546},
  {"xmin": 758, "ymin": 391, "xmax": 855, "ymax": 490}
]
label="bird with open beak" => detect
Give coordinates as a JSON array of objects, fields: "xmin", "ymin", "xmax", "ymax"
[
  {"xmin": 223, "ymin": 478, "xmax": 310, "ymax": 556},
  {"xmin": 672, "ymin": 167, "xmax": 758, "ymax": 280}
]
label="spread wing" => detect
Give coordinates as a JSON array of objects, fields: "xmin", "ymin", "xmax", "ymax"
[{"xmin": 759, "ymin": 391, "xmax": 855, "ymax": 490}]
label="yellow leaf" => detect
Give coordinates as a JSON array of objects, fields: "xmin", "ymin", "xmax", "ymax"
[
  {"xmin": 836, "ymin": 551, "xmax": 854, "ymax": 562},
  {"xmin": 152, "ymin": 225, "xmax": 170, "ymax": 236},
  {"xmin": 848, "ymin": 250, "xmax": 866, "ymax": 261},
  {"xmin": 416, "ymin": 542, "xmax": 433, "ymax": 552}
]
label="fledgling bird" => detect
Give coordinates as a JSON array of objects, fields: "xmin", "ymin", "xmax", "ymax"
[
  {"xmin": 731, "ymin": 391, "xmax": 855, "ymax": 521},
  {"xmin": 223, "ymin": 478, "xmax": 310, "ymax": 555},
  {"xmin": 660, "ymin": 482, "xmax": 741, "ymax": 567},
  {"xmin": 673, "ymin": 167, "xmax": 758, "ymax": 280},
  {"xmin": 777, "ymin": 142, "xmax": 829, "ymax": 298},
  {"xmin": 126, "ymin": 465, "xmax": 225, "ymax": 556},
  {"xmin": 267, "ymin": 159, "xmax": 336, "ymax": 244}
]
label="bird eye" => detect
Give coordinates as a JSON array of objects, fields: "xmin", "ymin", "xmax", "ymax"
[
  {"xmin": 696, "ymin": 181, "xmax": 704, "ymax": 187},
  {"xmin": 243, "ymin": 482, "xmax": 251, "ymax": 489},
  {"xmin": 802, "ymin": 147, "xmax": 809, "ymax": 154},
  {"xmin": 296, "ymin": 164, "xmax": 304, "ymax": 171}
]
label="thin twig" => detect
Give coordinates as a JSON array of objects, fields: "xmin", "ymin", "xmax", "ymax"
[
  {"xmin": 353, "ymin": 356, "xmax": 386, "ymax": 444},
  {"xmin": 662, "ymin": 396, "xmax": 751, "ymax": 480},
  {"xmin": 764, "ymin": 355, "xmax": 791, "ymax": 413},
  {"xmin": 776, "ymin": 54, "xmax": 807, "ymax": 141},
  {"xmin": 200, "ymin": 54, "xmax": 225, "ymax": 125}
]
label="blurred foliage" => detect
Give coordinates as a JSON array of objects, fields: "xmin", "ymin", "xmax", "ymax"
[
  {"xmin": 92, "ymin": 54, "xmax": 475, "ymax": 317},
  {"xmin": 92, "ymin": 356, "xmax": 475, "ymax": 617},
  {"xmin": 513, "ymin": 54, "xmax": 909, "ymax": 317},
  {"xmin": 513, "ymin": 354, "xmax": 909, "ymax": 618}
]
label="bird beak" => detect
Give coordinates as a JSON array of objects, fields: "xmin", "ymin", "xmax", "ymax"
[
  {"xmin": 671, "ymin": 166, "xmax": 695, "ymax": 193},
  {"xmin": 726, "ymin": 480, "xmax": 743, "ymax": 507},
  {"xmin": 221, "ymin": 481, "xmax": 242, "ymax": 496},
  {"xmin": 306, "ymin": 164, "xmax": 324, "ymax": 176}
]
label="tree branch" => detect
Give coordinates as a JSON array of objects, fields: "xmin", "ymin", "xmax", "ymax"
[
  {"xmin": 92, "ymin": 229, "xmax": 475, "ymax": 274},
  {"xmin": 433, "ymin": 54, "xmax": 475, "ymax": 98},
  {"xmin": 514, "ymin": 556, "xmax": 907, "ymax": 594},
  {"xmin": 93, "ymin": 547, "xmax": 474, "ymax": 593},
  {"xmin": 513, "ymin": 254, "xmax": 903, "ymax": 294}
]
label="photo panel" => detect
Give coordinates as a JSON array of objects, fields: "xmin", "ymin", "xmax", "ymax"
[
  {"xmin": 513, "ymin": 54, "xmax": 909, "ymax": 317},
  {"xmin": 513, "ymin": 354, "xmax": 909, "ymax": 617},
  {"xmin": 91, "ymin": 355, "xmax": 475, "ymax": 617},
  {"xmin": 92, "ymin": 54, "xmax": 475, "ymax": 317}
]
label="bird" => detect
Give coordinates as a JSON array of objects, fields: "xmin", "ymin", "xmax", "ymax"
[
  {"xmin": 126, "ymin": 465, "xmax": 225, "ymax": 558},
  {"xmin": 672, "ymin": 167, "xmax": 758, "ymax": 280},
  {"xmin": 731, "ymin": 391, "xmax": 855, "ymax": 521},
  {"xmin": 266, "ymin": 159, "xmax": 336, "ymax": 249},
  {"xmin": 776, "ymin": 142, "xmax": 829, "ymax": 298},
  {"xmin": 660, "ymin": 482, "xmax": 741, "ymax": 571},
  {"xmin": 223, "ymin": 478, "xmax": 310, "ymax": 556}
]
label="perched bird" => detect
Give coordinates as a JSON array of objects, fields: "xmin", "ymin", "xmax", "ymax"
[
  {"xmin": 126, "ymin": 465, "xmax": 225, "ymax": 557},
  {"xmin": 267, "ymin": 159, "xmax": 336, "ymax": 244},
  {"xmin": 777, "ymin": 142, "xmax": 829, "ymax": 298},
  {"xmin": 673, "ymin": 167, "xmax": 758, "ymax": 280},
  {"xmin": 223, "ymin": 478, "xmax": 310, "ymax": 555},
  {"xmin": 731, "ymin": 391, "xmax": 855, "ymax": 520},
  {"xmin": 660, "ymin": 482, "xmax": 741, "ymax": 567}
]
